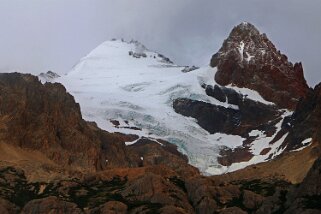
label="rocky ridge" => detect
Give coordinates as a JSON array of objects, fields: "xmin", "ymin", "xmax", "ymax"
[
  {"xmin": 0, "ymin": 73, "xmax": 197, "ymax": 176},
  {"xmin": 211, "ymin": 22, "xmax": 309, "ymax": 109}
]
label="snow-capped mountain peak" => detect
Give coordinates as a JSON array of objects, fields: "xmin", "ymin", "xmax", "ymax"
[
  {"xmin": 69, "ymin": 39, "xmax": 174, "ymax": 77},
  {"xmin": 57, "ymin": 29, "xmax": 308, "ymax": 175}
]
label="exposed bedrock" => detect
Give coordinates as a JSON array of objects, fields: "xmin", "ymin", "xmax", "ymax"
[{"xmin": 211, "ymin": 22, "xmax": 309, "ymax": 110}]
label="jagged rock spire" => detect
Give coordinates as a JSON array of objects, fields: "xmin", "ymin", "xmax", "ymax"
[{"xmin": 211, "ymin": 22, "xmax": 309, "ymax": 109}]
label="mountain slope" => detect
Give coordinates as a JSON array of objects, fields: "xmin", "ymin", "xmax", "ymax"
[{"xmin": 0, "ymin": 72, "xmax": 320, "ymax": 214}]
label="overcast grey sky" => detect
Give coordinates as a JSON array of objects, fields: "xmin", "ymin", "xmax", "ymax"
[{"xmin": 0, "ymin": 0, "xmax": 320, "ymax": 86}]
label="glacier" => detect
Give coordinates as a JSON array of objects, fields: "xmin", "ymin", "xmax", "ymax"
[{"xmin": 55, "ymin": 39, "xmax": 287, "ymax": 175}]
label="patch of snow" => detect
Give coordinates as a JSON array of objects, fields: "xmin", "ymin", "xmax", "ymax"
[
  {"xmin": 38, "ymin": 71, "xmax": 60, "ymax": 84},
  {"xmin": 154, "ymin": 139, "xmax": 164, "ymax": 146},
  {"xmin": 237, "ymin": 41, "xmax": 245, "ymax": 61},
  {"xmin": 208, "ymin": 132, "xmax": 289, "ymax": 175},
  {"xmin": 302, "ymin": 138, "xmax": 312, "ymax": 145},
  {"xmin": 293, "ymin": 138, "xmax": 313, "ymax": 152},
  {"xmin": 206, "ymin": 110, "xmax": 292, "ymax": 174},
  {"xmin": 125, "ymin": 138, "xmax": 140, "ymax": 146},
  {"xmin": 249, "ymin": 130, "xmax": 265, "ymax": 138},
  {"xmin": 209, "ymin": 133, "xmax": 244, "ymax": 149},
  {"xmin": 245, "ymin": 52, "xmax": 254, "ymax": 62},
  {"xmin": 250, "ymin": 110, "xmax": 292, "ymax": 157},
  {"xmin": 225, "ymin": 84, "xmax": 275, "ymax": 106}
]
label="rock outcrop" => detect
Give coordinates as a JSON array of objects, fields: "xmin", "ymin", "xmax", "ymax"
[
  {"xmin": 0, "ymin": 198, "xmax": 19, "ymax": 214},
  {"xmin": 0, "ymin": 73, "xmax": 107, "ymax": 171},
  {"xmin": 280, "ymin": 83, "xmax": 321, "ymax": 152},
  {"xmin": 211, "ymin": 22, "xmax": 309, "ymax": 109},
  {"xmin": 21, "ymin": 197, "xmax": 83, "ymax": 214},
  {"xmin": 173, "ymin": 85, "xmax": 281, "ymax": 137}
]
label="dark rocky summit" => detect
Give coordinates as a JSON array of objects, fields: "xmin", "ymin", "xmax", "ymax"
[{"xmin": 211, "ymin": 22, "xmax": 309, "ymax": 110}]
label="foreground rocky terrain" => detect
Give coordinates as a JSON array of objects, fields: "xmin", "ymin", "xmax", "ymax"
[{"xmin": 0, "ymin": 23, "xmax": 320, "ymax": 213}]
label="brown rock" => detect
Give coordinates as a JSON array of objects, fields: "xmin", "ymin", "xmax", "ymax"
[
  {"xmin": 0, "ymin": 198, "xmax": 19, "ymax": 214},
  {"xmin": 212, "ymin": 185, "xmax": 241, "ymax": 205},
  {"xmin": 159, "ymin": 205, "xmax": 191, "ymax": 214},
  {"xmin": 21, "ymin": 196, "xmax": 82, "ymax": 214},
  {"xmin": 89, "ymin": 201, "xmax": 127, "ymax": 214},
  {"xmin": 121, "ymin": 172, "xmax": 194, "ymax": 213},
  {"xmin": 127, "ymin": 137, "xmax": 198, "ymax": 177},
  {"xmin": 211, "ymin": 22, "xmax": 309, "ymax": 109},
  {"xmin": 219, "ymin": 207, "xmax": 247, "ymax": 214},
  {"xmin": 242, "ymin": 190, "xmax": 264, "ymax": 210},
  {"xmin": 195, "ymin": 197, "xmax": 218, "ymax": 214},
  {"xmin": 185, "ymin": 177, "xmax": 216, "ymax": 211},
  {"xmin": 218, "ymin": 148, "xmax": 253, "ymax": 166},
  {"xmin": 260, "ymin": 148, "xmax": 271, "ymax": 155}
]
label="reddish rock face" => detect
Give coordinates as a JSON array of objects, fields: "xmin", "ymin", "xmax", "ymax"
[
  {"xmin": 0, "ymin": 73, "xmax": 197, "ymax": 176},
  {"xmin": 211, "ymin": 22, "xmax": 309, "ymax": 109},
  {"xmin": 0, "ymin": 198, "xmax": 19, "ymax": 214},
  {"xmin": 21, "ymin": 197, "xmax": 83, "ymax": 214}
]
